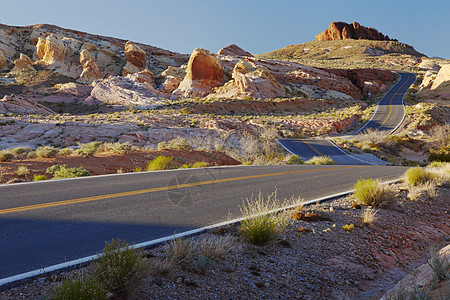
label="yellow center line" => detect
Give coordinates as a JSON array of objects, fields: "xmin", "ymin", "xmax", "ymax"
[
  {"xmin": 299, "ymin": 140, "xmax": 342, "ymax": 165},
  {"xmin": 0, "ymin": 166, "xmax": 373, "ymax": 215},
  {"xmin": 376, "ymin": 74, "xmax": 411, "ymax": 129}
]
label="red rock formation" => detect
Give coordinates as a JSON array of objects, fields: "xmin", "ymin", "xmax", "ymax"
[
  {"xmin": 79, "ymin": 49, "xmax": 101, "ymax": 84},
  {"xmin": 172, "ymin": 48, "xmax": 223, "ymax": 98},
  {"xmin": 217, "ymin": 44, "xmax": 253, "ymax": 57},
  {"xmin": 123, "ymin": 41, "xmax": 147, "ymax": 76},
  {"xmin": 315, "ymin": 22, "xmax": 395, "ymax": 41}
]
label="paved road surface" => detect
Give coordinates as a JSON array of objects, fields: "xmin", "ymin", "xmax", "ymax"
[
  {"xmin": 0, "ymin": 164, "xmax": 407, "ymax": 281},
  {"xmin": 279, "ymin": 72, "xmax": 416, "ymax": 164}
]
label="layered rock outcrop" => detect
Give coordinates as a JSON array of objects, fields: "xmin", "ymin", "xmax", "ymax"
[
  {"xmin": 35, "ymin": 35, "xmax": 66, "ymax": 65},
  {"xmin": 430, "ymin": 64, "xmax": 450, "ymax": 91},
  {"xmin": 315, "ymin": 22, "xmax": 394, "ymax": 41},
  {"xmin": 11, "ymin": 54, "xmax": 35, "ymax": 72},
  {"xmin": 123, "ymin": 41, "xmax": 147, "ymax": 76},
  {"xmin": 208, "ymin": 60, "xmax": 285, "ymax": 99},
  {"xmin": 172, "ymin": 48, "xmax": 223, "ymax": 98},
  {"xmin": 217, "ymin": 44, "xmax": 253, "ymax": 57},
  {"xmin": 78, "ymin": 49, "xmax": 101, "ymax": 84},
  {"xmin": 0, "ymin": 95, "xmax": 55, "ymax": 114}
]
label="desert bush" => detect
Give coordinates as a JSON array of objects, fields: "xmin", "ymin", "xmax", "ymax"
[
  {"xmin": 198, "ymin": 235, "xmax": 235, "ymax": 261},
  {"xmin": 193, "ymin": 256, "xmax": 214, "ymax": 275},
  {"xmin": 15, "ymin": 165, "xmax": 30, "ymax": 176},
  {"xmin": 33, "ymin": 174, "xmax": 48, "ymax": 181},
  {"xmin": 0, "ymin": 151, "xmax": 15, "ymax": 162},
  {"xmin": 35, "ymin": 146, "xmax": 58, "ymax": 158},
  {"xmin": 58, "ymin": 147, "xmax": 74, "ymax": 156},
  {"xmin": 10, "ymin": 147, "xmax": 32, "ymax": 158},
  {"xmin": 78, "ymin": 142, "xmax": 103, "ymax": 156},
  {"xmin": 404, "ymin": 167, "xmax": 436, "ymax": 186},
  {"xmin": 165, "ymin": 238, "xmax": 197, "ymax": 264},
  {"xmin": 428, "ymin": 146, "xmax": 450, "ymax": 162},
  {"xmin": 362, "ymin": 208, "xmax": 378, "ymax": 226},
  {"xmin": 285, "ymin": 155, "xmax": 304, "ymax": 164},
  {"xmin": 305, "ymin": 156, "xmax": 335, "ymax": 165},
  {"xmin": 151, "ymin": 258, "xmax": 175, "ymax": 276},
  {"xmin": 353, "ymin": 179, "xmax": 395, "ymax": 207},
  {"xmin": 92, "ymin": 239, "xmax": 151, "ymax": 299},
  {"xmin": 239, "ymin": 191, "xmax": 291, "ymax": 245},
  {"xmin": 101, "ymin": 142, "xmax": 133, "ymax": 154},
  {"xmin": 50, "ymin": 277, "xmax": 106, "ymax": 300},
  {"xmin": 46, "ymin": 164, "xmax": 90, "ymax": 179},
  {"xmin": 179, "ymin": 161, "xmax": 210, "ymax": 169},
  {"xmin": 157, "ymin": 137, "xmax": 193, "ymax": 150},
  {"xmin": 146, "ymin": 156, "xmax": 177, "ymax": 171}
]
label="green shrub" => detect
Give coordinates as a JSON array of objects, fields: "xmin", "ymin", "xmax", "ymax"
[
  {"xmin": 286, "ymin": 155, "xmax": 304, "ymax": 164},
  {"xmin": 404, "ymin": 167, "xmax": 436, "ymax": 186},
  {"xmin": 50, "ymin": 277, "xmax": 106, "ymax": 300},
  {"xmin": 58, "ymin": 147, "xmax": 74, "ymax": 156},
  {"xmin": 305, "ymin": 156, "xmax": 335, "ymax": 165},
  {"xmin": 11, "ymin": 147, "xmax": 32, "ymax": 158},
  {"xmin": 0, "ymin": 151, "xmax": 14, "ymax": 162},
  {"xmin": 193, "ymin": 256, "xmax": 214, "ymax": 275},
  {"xmin": 146, "ymin": 156, "xmax": 177, "ymax": 171},
  {"xmin": 92, "ymin": 239, "xmax": 151, "ymax": 299},
  {"xmin": 35, "ymin": 146, "xmax": 58, "ymax": 158},
  {"xmin": 428, "ymin": 146, "xmax": 450, "ymax": 162},
  {"xmin": 78, "ymin": 142, "xmax": 103, "ymax": 156},
  {"xmin": 102, "ymin": 142, "xmax": 133, "ymax": 154},
  {"xmin": 157, "ymin": 137, "xmax": 193, "ymax": 150},
  {"xmin": 33, "ymin": 174, "xmax": 48, "ymax": 181},
  {"xmin": 239, "ymin": 191, "xmax": 291, "ymax": 245},
  {"xmin": 46, "ymin": 165, "xmax": 90, "ymax": 179},
  {"xmin": 179, "ymin": 161, "xmax": 210, "ymax": 169},
  {"xmin": 353, "ymin": 178, "xmax": 395, "ymax": 207}
]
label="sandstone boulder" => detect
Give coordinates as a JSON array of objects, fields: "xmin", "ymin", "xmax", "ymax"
[
  {"xmin": 11, "ymin": 54, "xmax": 35, "ymax": 72},
  {"xmin": 217, "ymin": 44, "xmax": 253, "ymax": 57},
  {"xmin": 85, "ymin": 75, "xmax": 162, "ymax": 107},
  {"xmin": 208, "ymin": 60, "xmax": 285, "ymax": 99},
  {"xmin": 431, "ymin": 64, "xmax": 450, "ymax": 91},
  {"xmin": 36, "ymin": 35, "xmax": 66, "ymax": 65},
  {"xmin": 160, "ymin": 66, "xmax": 186, "ymax": 93},
  {"xmin": 126, "ymin": 69, "xmax": 155, "ymax": 85},
  {"xmin": 172, "ymin": 48, "xmax": 223, "ymax": 98},
  {"xmin": 78, "ymin": 49, "xmax": 101, "ymax": 84},
  {"xmin": 0, "ymin": 50, "xmax": 7, "ymax": 70},
  {"xmin": 315, "ymin": 22, "xmax": 394, "ymax": 41},
  {"xmin": 0, "ymin": 94, "xmax": 54, "ymax": 114},
  {"xmin": 123, "ymin": 41, "xmax": 146, "ymax": 76}
]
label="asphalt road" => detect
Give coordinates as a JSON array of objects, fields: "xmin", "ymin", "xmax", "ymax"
[
  {"xmin": 279, "ymin": 72, "xmax": 417, "ymax": 164},
  {"xmin": 0, "ymin": 164, "xmax": 407, "ymax": 281}
]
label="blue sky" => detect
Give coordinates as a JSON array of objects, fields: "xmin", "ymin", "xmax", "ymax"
[{"xmin": 1, "ymin": 0, "xmax": 448, "ymax": 58}]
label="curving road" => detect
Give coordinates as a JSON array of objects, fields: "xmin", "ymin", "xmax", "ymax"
[
  {"xmin": 0, "ymin": 164, "xmax": 407, "ymax": 284},
  {"xmin": 278, "ymin": 72, "xmax": 417, "ymax": 164}
]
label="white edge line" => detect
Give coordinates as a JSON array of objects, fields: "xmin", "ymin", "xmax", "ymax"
[
  {"xmin": 327, "ymin": 140, "xmax": 381, "ymax": 166},
  {"xmin": 353, "ymin": 72, "xmax": 404, "ymax": 135},
  {"xmin": 0, "ymin": 177, "xmax": 401, "ymax": 287}
]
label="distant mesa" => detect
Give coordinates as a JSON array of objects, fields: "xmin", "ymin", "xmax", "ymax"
[
  {"xmin": 217, "ymin": 44, "xmax": 253, "ymax": 57},
  {"xmin": 315, "ymin": 21, "xmax": 396, "ymax": 42}
]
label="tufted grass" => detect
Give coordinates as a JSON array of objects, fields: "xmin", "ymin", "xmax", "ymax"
[{"xmin": 353, "ymin": 178, "xmax": 395, "ymax": 207}]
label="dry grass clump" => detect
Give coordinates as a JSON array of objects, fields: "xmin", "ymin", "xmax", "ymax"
[
  {"xmin": 362, "ymin": 208, "xmax": 378, "ymax": 226},
  {"xmin": 198, "ymin": 235, "xmax": 235, "ymax": 261},
  {"xmin": 164, "ymin": 238, "xmax": 197, "ymax": 264},
  {"xmin": 35, "ymin": 146, "xmax": 59, "ymax": 158},
  {"xmin": 158, "ymin": 137, "xmax": 193, "ymax": 151},
  {"xmin": 285, "ymin": 154, "xmax": 304, "ymax": 165},
  {"xmin": 427, "ymin": 247, "xmax": 449, "ymax": 282},
  {"xmin": 92, "ymin": 239, "xmax": 151, "ymax": 299},
  {"xmin": 50, "ymin": 276, "xmax": 106, "ymax": 300},
  {"xmin": 239, "ymin": 191, "xmax": 292, "ymax": 245},
  {"xmin": 404, "ymin": 167, "xmax": 437, "ymax": 186},
  {"xmin": 305, "ymin": 156, "xmax": 335, "ymax": 165},
  {"xmin": 353, "ymin": 179, "xmax": 395, "ymax": 207},
  {"xmin": 15, "ymin": 165, "xmax": 30, "ymax": 176}
]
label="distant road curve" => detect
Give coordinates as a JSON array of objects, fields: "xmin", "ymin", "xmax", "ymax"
[{"xmin": 279, "ymin": 72, "xmax": 417, "ymax": 165}]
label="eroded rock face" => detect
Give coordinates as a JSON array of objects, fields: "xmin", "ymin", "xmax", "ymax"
[
  {"xmin": 78, "ymin": 49, "xmax": 101, "ymax": 84},
  {"xmin": 217, "ymin": 44, "xmax": 253, "ymax": 57},
  {"xmin": 0, "ymin": 50, "xmax": 7, "ymax": 70},
  {"xmin": 0, "ymin": 95, "xmax": 54, "ymax": 114},
  {"xmin": 431, "ymin": 64, "xmax": 450, "ymax": 91},
  {"xmin": 209, "ymin": 60, "xmax": 285, "ymax": 99},
  {"xmin": 123, "ymin": 41, "xmax": 146, "ymax": 76},
  {"xmin": 160, "ymin": 66, "xmax": 186, "ymax": 93},
  {"xmin": 172, "ymin": 48, "xmax": 223, "ymax": 98},
  {"xmin": 35, "ymin": 35, "xmax": 66, "ymax": 65},
  {"xmin": 315, "ymin": 22, "xmax": 394, "ymax": 41},
  {"xmin": 11, "ymin": 54, "xmax": 35, "ymax": 72}
]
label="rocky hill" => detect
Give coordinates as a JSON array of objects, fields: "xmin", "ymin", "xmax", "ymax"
[
  {"xmin": 260, "ymin": 22, "xmax": 425, "ymax": 70},
  {"xmin": 315, "ymin": 21, "xmax": 395, "ymax": 42}
]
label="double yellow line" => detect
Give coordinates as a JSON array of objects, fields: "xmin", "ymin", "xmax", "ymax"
[{"xmin": 0, "ymin": 166, "xmax": 372, "ymax": 215}]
